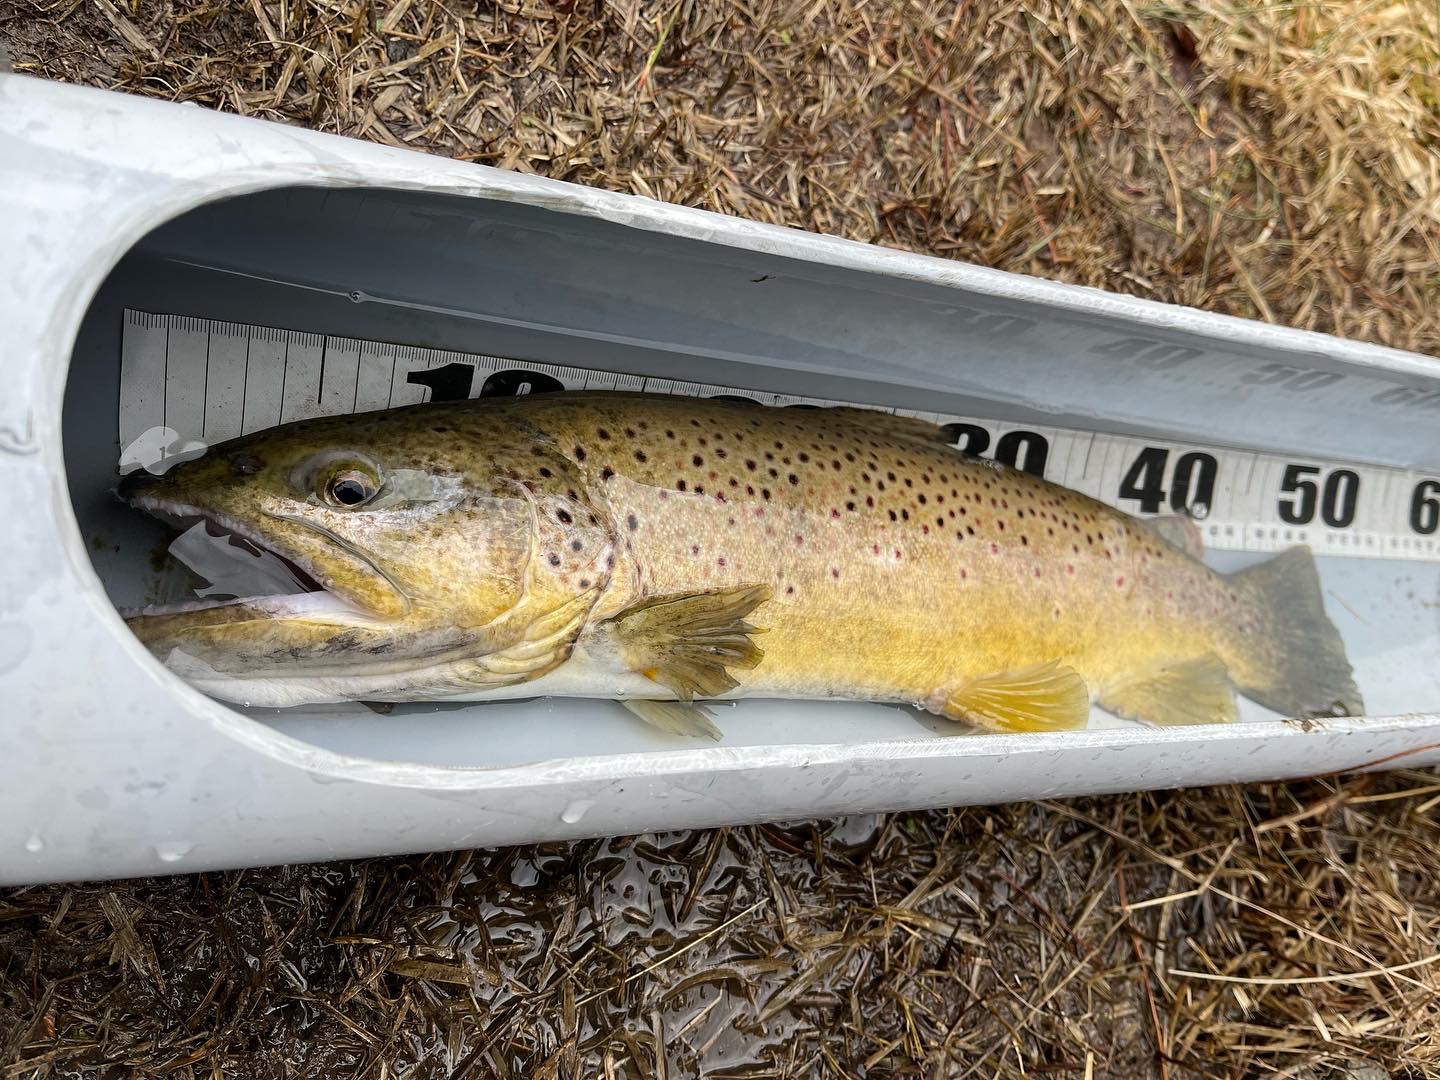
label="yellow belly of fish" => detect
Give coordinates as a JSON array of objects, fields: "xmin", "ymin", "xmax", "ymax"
[{"xmin": 591, "ymin": 470, "xmax": 1229, "ymax": 731}]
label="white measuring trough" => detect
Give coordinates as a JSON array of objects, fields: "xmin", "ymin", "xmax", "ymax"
[{"xmin": 2, "ymin": 73, "xmax": 1438, "ymax": 884}]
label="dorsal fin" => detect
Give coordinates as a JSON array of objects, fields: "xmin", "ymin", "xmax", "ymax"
[{"xmin": 1137, "ymin": 514, "xmax": 1205, "ymax": 560}]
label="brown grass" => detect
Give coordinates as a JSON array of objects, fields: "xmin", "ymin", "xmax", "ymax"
[{"xmin": 2, "ymin": 0, "xmax": 1440, "ymax": 1076}]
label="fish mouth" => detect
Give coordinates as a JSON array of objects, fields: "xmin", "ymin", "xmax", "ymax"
[{"xmin": 121, "ymin": 495, "xmax": 400, "ymax": 621}]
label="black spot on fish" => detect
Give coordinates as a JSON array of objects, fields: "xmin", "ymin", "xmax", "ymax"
[
  {"xmin": 556, "ymin": 509, "xmax": 573, "ymax": 524},
  {"xmin": 626, "ymin": 513, "xmax": 638, "ymax": 530}
]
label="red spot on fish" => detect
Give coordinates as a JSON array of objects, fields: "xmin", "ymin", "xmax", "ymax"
[
  {"xmin": 831, "ymin": 567, "xmax": 840, "ymax": 579},
  {"xmin": 990, "ymin": 543, "xmax": 999, "ymax": 554},
  {"xmin": 1116, "ymin": 576, "xmax": 1125, "ymax": 587}
]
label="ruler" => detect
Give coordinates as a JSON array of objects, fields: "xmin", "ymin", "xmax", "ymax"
[{"xmin": 119, "ymin": 310, "xmax": 1440, "ymax": 562}]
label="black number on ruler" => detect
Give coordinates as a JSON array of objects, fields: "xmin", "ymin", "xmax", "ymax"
[
  {"xmin": 1411, "ymin": 480, "xmax": 1440, "ymax": 535},
  {"xmin": 407, "ymin": 362, "xmax": 476, "ymax": 402},
  {"xmin": 940, "ymin": 423, "xmax": 1049, "ymax": 477},
  {"xmin": 479, "ymin": 369, "xmax": 566, "ymax": 398},
  {"xmin": 943, "ymin": 423, "xmax": 990, "ymax": 456},
  {"xmin": 1117, "ymin": 448, "xmax": 1217, "ymax": 515},
  {"xmin": 1241, "ymin": 363, "xmax": 1344, "ymax": 393},
  {"xmin": 994, "ymin": 431, "xmax": 1049, "ymax": 477},
  {"xmin": 1277, "ymin": 465, "xmax": 1360, "ymax": 527}
]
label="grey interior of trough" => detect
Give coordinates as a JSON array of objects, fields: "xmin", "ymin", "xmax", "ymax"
[{"xmin": 63, "ymin": 186, "xmax": 1440, "ymax": 769}]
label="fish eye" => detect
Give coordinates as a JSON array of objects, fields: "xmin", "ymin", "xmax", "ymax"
[{"xmin": 322, "ymin": 468, "xmax": 379, "ymax": 508}]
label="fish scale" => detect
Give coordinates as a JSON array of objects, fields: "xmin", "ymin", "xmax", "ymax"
[
  {"xmin": 120, "ymin": 392, "xmax": 1362, "ymax": 730},
  {"xmin": 520, "ymin": 395, "xmax": 1234, "ymax": 711}
]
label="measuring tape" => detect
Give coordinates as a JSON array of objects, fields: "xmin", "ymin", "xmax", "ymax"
[{"xmin": 118, "ymin": 310, "xmax": 1440, "ymax": 562}]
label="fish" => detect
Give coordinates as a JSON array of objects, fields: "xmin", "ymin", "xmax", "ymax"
[{"xmin": 117, "ymin": 391, "xmax": 1363, "ymax": 736}]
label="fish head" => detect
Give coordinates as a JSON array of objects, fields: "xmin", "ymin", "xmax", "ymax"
[{"xmin": 118, "ymin": 404, "xmax": 613, "ymax": 700}]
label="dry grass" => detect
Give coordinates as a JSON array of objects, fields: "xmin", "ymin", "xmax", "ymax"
[
  {"xmin": 8, "ymin": 776, "xmax": 1440, "ymax": 1077},
  {"xmin": 2, "ymin": 0, "xmax": 1440, "ymax": 1076}
]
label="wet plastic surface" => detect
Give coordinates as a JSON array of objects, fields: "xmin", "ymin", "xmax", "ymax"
[{"xmin": 5, "ymin": 74, "xmax": 1440, "ymax": 884}]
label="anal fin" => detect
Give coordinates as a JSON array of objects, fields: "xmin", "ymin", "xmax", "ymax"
[
  {"xmin": 602, "ymin": 584, "xmax": 771, "ymax": 700},
  {"xmin": 1098, "ymin": 655, "xmax": 1237, "ymax": 726},
  {"xmin": 943, "ymin": 661, "xmax": 1090, "ymax": 733},
  {"xmin": 622, "ymin": 700, "xmax": 722, "ymax": 740}
]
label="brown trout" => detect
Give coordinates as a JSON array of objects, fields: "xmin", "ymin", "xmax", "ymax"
[{"xmin": 118, "ymin": 392, "xmax": 1362, "ymax": 735}]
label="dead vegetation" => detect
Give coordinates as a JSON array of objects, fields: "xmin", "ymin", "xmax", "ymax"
[
  {"xmin": 7, "ymin": 776, "xmax": 1440, "ymax": 1076},
  {"xmin": 2, "ymin": 0, "xmax": 1440, "ymax": 1075}
]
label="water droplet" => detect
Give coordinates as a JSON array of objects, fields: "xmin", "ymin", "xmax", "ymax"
[
  {"xmin": 23, "ymin": 833, "xmax": 43, "ymax": 853},
  {"xmin": 154, "ymin": 840, "xmax": 193, "ymax": 863},
  {"xmin": 560, "ymin": 799, "xmax": 595, "ymax": 824}
]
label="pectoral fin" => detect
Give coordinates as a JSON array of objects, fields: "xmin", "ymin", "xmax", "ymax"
[
  {"xmin": 942, "ymin": 661, "xmax": 1091, "ymax": 733},
  {"xmin": 1098, "ymin": 655, "xmax": 1237, "ymax": 726},
  {"xmin": 602, "ymin": 584, "xmax": 771, "ymax": 699},
  {"xmin": 622, "ymin": 700, "xmax": 722, "ymax": 740}
]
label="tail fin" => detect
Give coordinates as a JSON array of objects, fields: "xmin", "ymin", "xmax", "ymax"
[{"xmin": 1224, "ymin": 547, "xmax": 1363, "ymax": 718}]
